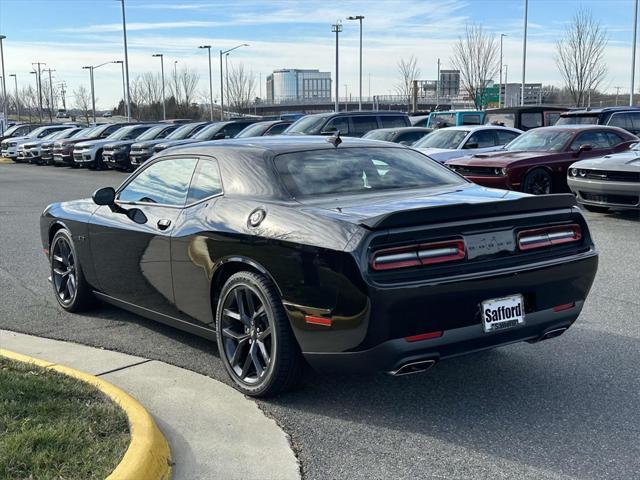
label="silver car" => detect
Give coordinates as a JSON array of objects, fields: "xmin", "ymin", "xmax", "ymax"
[
  {"xmin": 567, "ymin": 144, "xmax": 640, "ymax": 212},
  {"xmin": 412, "ymin": 125, "xmax": 523, "ymax": 163}
]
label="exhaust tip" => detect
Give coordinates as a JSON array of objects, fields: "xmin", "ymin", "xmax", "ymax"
[
  {"xmin": 540, "ymin": 327, "xmax": 568, "ymax": 341},
  {"xmin": 389, "ymin": 359, "xmax": 436, "ymax": 376}
]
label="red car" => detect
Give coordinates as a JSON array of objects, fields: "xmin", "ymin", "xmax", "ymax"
[{"xmin": 445, "ymin": 125, "xmax": 637, "ymax": 194}]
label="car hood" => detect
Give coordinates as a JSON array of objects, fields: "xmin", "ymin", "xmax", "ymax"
[
  {"xmin": 56, "ymin": 137, "xmax": 93, "ymax": 147},
  {"xmin": 104, "ymin": 140, "xmax": 137, "ymax": 149},
  {"xmin": 6, "ymin": 136, "xmax": 37, "ymax": 145},
  {"xmin": 569, "ymin": 150, "xmax": 640, "ymax": 172},
  {"xmin": 159, "ymin": 139, "xmax": 200, "ymax": 149},
  {"xmin": 446, "ymin": 150, "xmax": 557, "ymax": 167},
  {"xmin": 132, "ymin": 139, "xmax": 166, "ymax": 149},
  {"xmin": 76, "ymin": 139, "xmax": 112, "ymax": 149},
  {"xmin": 299, "ymin": 183, "xmax": 529, "ymax": 226}
]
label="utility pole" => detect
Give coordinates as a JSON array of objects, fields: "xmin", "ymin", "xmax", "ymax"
[
  {"xmin": 198, "ymin": 46, "xmax": 213, "ymax": 121},
  {"xmin": 152, "ymin": 53, "xmax": 166, "ymax": 120},
  {"xmin": 344, "ymin": 84, "xmax": 348, "ymax": 111},
  {"xmin": 0, "ymin": 35, "xmax": 7, "ymax": 132},
  {"xmin": 347, "ymin": 15, "xmax": 364, "ymax": 111},
  {"xmin": 520, "ymin": 0, "xmax": 528, "ymax": 106},
  {"xmin": 43, "ymin": 68, "xmax": 55, "ymax": 121},
  {"xmin": 9, "ymin": 73, "xmax": 18, "ymax": 120},
  {"xmin": 331, "ymin": 21, "xmax": 342, "ymax": 113},
  {"xmin": 82, "ymin": 66, "xmax": 96, "ymax": 124},
  {"xmin": 504, "ymin": 65, "xmax": 509, "ymax": 107},
  {"xmin": 436, "ymin": 58, "xmax": 441, "ymax": 106},
  {"xmin": 120, "ymin": 0, "xmax": 131, "ymax": 121},
  {"xmin": 632, "ymin": 0, "xmax": 638, "ymax": 105},
  {"xmin": 32, "ymin": 62, "xmax": 45, "ymax": 122},
  {"xmin": 499, "ymin": 34, "xmax": 507, "ymax": 107}
]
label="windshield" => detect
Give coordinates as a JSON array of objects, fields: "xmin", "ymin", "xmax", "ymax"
[
  {"xmin": 284, "ymin": 115, "xmax": 327, "ymax": 135},
  {"xmin": 72, "ymin": 127, "xmax": 96, "ymax": 138},
  {"xmin": 193, "ymin": 123, "xmax": 222, "ymax": 140},
  {"xmin": 165, "ymin": 123, "xmax": 199, "ymax": 140},
  {"xmin": 274, "ymin": 147, "xmax": 465, "ymax": 197},
  {"xmin": 43, "ymin": 130, "xmax": 68, "ymax": 141},
  {"xmin": 363, "ymin": 130, "xmax": 395, "ymax": 142},
  {"xmin": 136, "ymin": 126, "xmax": 165, "ymax": 141},
  {"xmin": 427, "ymin": 113, "xmax": 456, "ymax": 128},
  {"xmin": 3, "ymin": 125, "xmax": 24, "ymax": 136},
  {"xmin": 556, "ymin": 115, "xmax": 599, "ymax": 125},
  {"xmin": 235, "ymin": 123, "xmax": 268, "ymax": 138},
  {"xmin": 506, "ymin": 129, "xmax": 573, "ymax": 152},
  {"xmin": 413, "ymin": 129, "xmax": 468, "ymax": 149},
  {"xmin": 106, "ymin": 125, "xmax": 145, "ymax": 141},
  {"xmin": 485, "ymin": 113, "xmax": 515, "ymax": 128},
  {"xmin": 28, "ymin": 126, "xmax": 50, "ymax": 137}
]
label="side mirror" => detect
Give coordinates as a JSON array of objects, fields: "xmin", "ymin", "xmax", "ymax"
[
  {"xmin": 576, "ymin": 144, "xmax": 593, "ymax": 155},
  {"xmin": 463, "ymin": 142, "xmax": 479, "ymax": 149},
  {"xmin": 92, "ymin": 187, "xmax": 116, "ymax": 206},
  {"xmin": 320, "ymin": 127, "xmax": 338, "ymax": 136},
  {"xmin": 398, "ymin": 140, "xmax": 410, "ymax": 146},
  {"xmin": 100, "ymin": 132, "xmax": 111, "ymax": 138},
  {"xmin": 213, "ymin": 132, "xmax": 226, "ymax": 140}
]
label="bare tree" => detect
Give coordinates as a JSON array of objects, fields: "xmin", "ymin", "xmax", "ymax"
[
  {"xmin": 73, "ymin": 86, "xmax": 92, "ymax": 124},
  {"xmin": 22, "ymin": 86, "xmax": 39, "ymax": 122},
  {"xmin": 227, "ymin": 62, "xmax": 256, "ymax": 113},
  {"xmin": 395, "ymin": 56, "xmax": 420, "ymax": 108},
  {"xmin": 555, "ymin": 8, "xmax": 608, "ymax": 107},
  {"xmin": 450, "ymin": 24, "xmax": 499, "ymax": 109}
]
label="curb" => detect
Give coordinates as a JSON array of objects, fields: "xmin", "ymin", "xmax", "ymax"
[
  {"xmin": 0, "ymin": 157, "xmax": 15, "ymax": 164},
  {"xmin": 0, "ymin": 348, "xmax": 172, "ymax": 480}
]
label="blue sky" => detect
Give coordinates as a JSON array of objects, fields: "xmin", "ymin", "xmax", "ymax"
[{"xmin": 0, "ymin": 0, "xmax": 636, "ymax": 108}]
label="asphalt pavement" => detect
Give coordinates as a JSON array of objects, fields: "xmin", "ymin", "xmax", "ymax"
[{"xmin": 1, "ymin": 162, "xmax": 639, "ymax": 480}]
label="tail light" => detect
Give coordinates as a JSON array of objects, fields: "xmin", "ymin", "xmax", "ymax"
[
  {"xmin": 517, "ymin": 224, "xmax": 582, "ymax": 251},
  {"xmin": 371, "ymin": 239, "xmax": 465, "ymax": 271}
]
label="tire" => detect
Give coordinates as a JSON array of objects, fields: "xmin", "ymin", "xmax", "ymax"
[
  {"xmin": 216, "ymin": 271, "xmax": 302, "ymax": 397},
  {"xmin": 522, "ymin": 168, "xmax": 553, "ymax": 195},
  {"xmin": 582, "ymin": 204, "xmax": 610, "ymax": 213},
  {"xmin": 50, "ymin": 229, "xmax": 95, "ymax": 312}
]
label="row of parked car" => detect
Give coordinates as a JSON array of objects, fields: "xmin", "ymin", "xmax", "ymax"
[{"xmin": 2, "ymin": 106, "xmax": 639, "ymax": 212}]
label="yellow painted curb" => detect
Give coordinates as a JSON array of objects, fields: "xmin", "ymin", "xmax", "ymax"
[
  {"xmin": 0, "ymin": 349, "xmax": 172, "ymax": 480},
  {"xmin": 0, "ymin": 157, "xmax": 15, "ymax": 164}
]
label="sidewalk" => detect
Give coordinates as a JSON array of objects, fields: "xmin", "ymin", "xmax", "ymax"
[{"xmin": 0, "ymin": 329, "xmax": 301, "ymax": 480}]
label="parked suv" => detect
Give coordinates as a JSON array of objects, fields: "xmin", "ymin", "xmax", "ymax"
[
  {"xmin": 130, "ymin": 121, "xmax": 210, "ymax": 166},
  {"xmin": 153, "ymin": 119, "xmax": 258, "ymax": 154},
  {"xmin": 557, "ymin": 107, "xmax": 640, "ymax": 135},
  {"xmin": 53, "ymin": 124, "xmax": 127, "ymax": 166},
  {"xmin": 74, "ymin": 124, "xmax": 154, "ymax": 169},
  {"xmin": 0, "ymin": 123, "xmax": 40, "ymax": 143},
  {"xmin": 2, "ymin": 124, "xmax": 77, "ymax": 160},
  {"xmin": 103, "ymin": 123, "xmax": 178, "ymax": 170},
  {"xmin": 19, "ymin": 127, "xmax": 83, "ymax": 165},
  {"xmin": 284, "ymin": 111, "xmax": 410, "ymax": 137},
  {"xmin": 484, "ymin": 106, "xmax": 567, "ymax": 131}
]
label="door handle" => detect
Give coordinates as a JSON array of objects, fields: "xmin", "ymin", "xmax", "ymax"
[{"xmin": 157, "ymin": 219, "xmax": 171, "ymax": 230}]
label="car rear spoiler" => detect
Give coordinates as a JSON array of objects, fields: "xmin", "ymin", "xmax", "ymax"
[{"xmin": 359, "ymin": 193, "xmax": 578, "ymax": 230}]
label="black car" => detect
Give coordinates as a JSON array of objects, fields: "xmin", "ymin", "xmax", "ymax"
[
  {"xmin": 362, "ymin": 126, "xmax": 433, "ymax": 145},
  {"xmin": 103, "ymin": 124, "xmax": 179, "ymax": 171},
  {"xmin": 235, "ymin": 120, "xmax": 293, "ymax": 138},
  {"xmin": 153, "ymin": 119, "xmax": 257, "ymax": 154},
  {"xmin": 284, "ymin": 111, "xmax": 410, "ymax": 137},
  {"xmin": 40, "ymin": 136, "xmax": 598, "ymax": 397},
  {"xmin": 557, "ymin": 107, "xmax": 640, "ymax": 135},
  {"xmin": 484, "ymin": 106, "xmax": 567, "ymax": 131},
  {"xmin": 130, "ymin": 122, "xmax": 211, "ymax": 167}
]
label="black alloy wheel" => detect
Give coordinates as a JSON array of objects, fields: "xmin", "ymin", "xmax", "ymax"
[
  {"xmin": 216, "ymin": 271, "xmax": 302, "ymax": 397},
  {"xmin": 50, "ymin": 229, "xmax": 94, "ymax": 312},
  {"xmin": 522, "ymin": 168, "xmax": 553, "ymax": 195}
]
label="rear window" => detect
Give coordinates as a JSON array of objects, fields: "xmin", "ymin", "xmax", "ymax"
[
  {"xmin": 521, "ymin": 112, "xmax": 543, "ymax": 129},
  {"xmin": 485, "ymin": 113, "xmax": 515, "ymax": 128},
  {"xmin": 274, "ymin": 147, "xmax": 464, "ymax": 197},
  {"xmin": 351, "ymin": 116, "xmax": 379, "ymax": 136},
  {"xmin": 557, "ymin": 115, "xmax": 599, "ymax": 125},
  {"xmin": 380, "ymin": 116, "xmax": 409, "ymax": 128},
  {"xmin": 462, "ymin": 114, "xmax": 482, "ymax": 125}
]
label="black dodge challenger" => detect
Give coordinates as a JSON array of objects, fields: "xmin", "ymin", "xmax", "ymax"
[{"xmin": 40, "ymin": 136, "xmax": 598, "ymax": 396}]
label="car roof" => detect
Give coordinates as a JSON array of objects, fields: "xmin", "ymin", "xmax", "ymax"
[
  {"xmin": 162, "ymin": 135, "xmax": 403, "ymax": 157},
  {"xmin": 366, "ymin": 127, "xmax": 432, "ymax": 133},
  {"xmin": 535, "ymin": 124, "xmax": 625, "ymax": 131},
  {"xmin": 301, "ymin": 110, "xmax": 407, "ymax": 119},
  {"xmin": 435, "ymin": 125, "xmax": 521, "ymax": 132},
  {"xmin": 485, "ymin": 106, "xmax": 567, "ymax": 113},
  {"xmin": 561, "ymin": 106, "xmax": 640, "ymax": 115}
]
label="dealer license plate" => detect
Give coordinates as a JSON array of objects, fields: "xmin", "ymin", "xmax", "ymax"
[{"xmin": 481, "ymin": 294, "xmax": 525, "ymax": 333}]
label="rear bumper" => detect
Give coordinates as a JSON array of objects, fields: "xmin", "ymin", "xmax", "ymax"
[
  {"xmin": 304, "ymin": 302, "xmax": 581, "ymax": 373},
  {"xmin": 568, "ymin": 177, "xmax": 640, "ymax": 209}
]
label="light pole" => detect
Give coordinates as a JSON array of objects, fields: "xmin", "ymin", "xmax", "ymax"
[
  {"xmin": 347, "ymin": 15, "xmax": 364, "ymax": 111},
  {"xmin": 632, "ymin": 0, "xmax": 638, "ymax": 105},
  {"xmin": 32, "ymin": 62, "xmax": 45, "ymax": 123},
  {"xmin": 499, "ymin": 33, "xmax": 507, "ymax": 107},
  {"xmin": 9, "ymin": 73, "xmax": 18, "ymax": 120},
  {"xmin": 43, "ymin": 68, "xmax": 55, "ymax": 121},
  {"xmin": 436, "ymin": 58, "xmax": 441, "ymax": 106},
  {"xmin": 198, "ymin": 45, "xmax": 214, "ymax": 121},
  {"xmin": 112, "ymin": 60, "xmax": 126, "ymax": 114},
  {"xmin": 83, "ymin": 62, "xmax": 112, "ymax": 124},
  {"xmin": 331, "ymin": 21, "xmax": 343, "ymax": 112},
  {"xmin": 152, "ymin": 53, "xmax": 166, "ymax": 120},
  {"xmin": 520, "ymin": 0, "xmax": 528, "ymax": 106},
  {"xmin": 0, "ymin": 35, "xmax": 7, "ymax": 132},
  {"xmin": 219, "ymin": 43, "xmax": 249, "ymax": 121},
  {"xmin": 225, "ymin": 53, "xmax": 229, "ymax": 111},
  {"xmin": 29, "ymin": 71, "xmax": 38, "ymax": 122},
  {"xmin": 504, "ymin": 65, "xmax": 509, "ymax": 106},
  {"xmin": 119, "ymin": 0, "xmax": 131, "ymax": 121}
]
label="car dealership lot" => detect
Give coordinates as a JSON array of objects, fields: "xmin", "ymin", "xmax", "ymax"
[{"xmin": 1, "ymin": 163, "xmax": 639, "ymax": 479}]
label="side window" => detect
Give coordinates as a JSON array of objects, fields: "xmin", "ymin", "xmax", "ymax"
[
  {"xmin": 629, "ymin": 112, "xmax": 640, "ymax": 132},
  {"xmin": 462, "ymin": 114, "xmax": 482, "ymax": 125},
  {"xmin": 466, "ymin": 129, "xmax": 496, "ymax": 148},
  {"xmin": 102, "ymin": 125, "xmax": 121, "ymax": 137},
  {"xmin": 496, "ymin": 130, "xmax": 520, "ymax": 145},
  {"xmin": 126, "ymin": 127, "xmax": 149, "ymax": 139},
  {"xmin": 223, "ymin": 123, "xmax": 250, "ymax": 138},
  {"xmin": 118, "ymin": 157, "xmax": 198, "ymax": 206},
  {"xmin": 265, "ymin": 123, "xmax": 290, "ymax": 135},
  {"xmin": 569, "ymin": 131, "xmax": 612, "ymax": 151},
  {"xmin": 324, "ymin": 117, "xmax": 350, "ymax": 135},
  {"xmin": 545, "ymin": 112, "xmax": 562, "ymax": 126},
  {"xmin": 397, "ymin": 132, "xmax": 423, "ymax": 144},
  {"xmin": 605, "ymin": 132, "xmax": 625, "ymax": 146},
  {"xmin": 351, "ymin": 116, "xmax": 379, "ymax": 137},
  {"xmin": 521, "ymin": 112, "xmax": 543, "ymax": 129},
  {"xmin": 608, "ymin": 113, "xmax": 631, "ymax": 130},
  {"xmin": 380, "ymin": 116, "xmax": 409, "ymax": 128},
  {"xmin": 187, "ymin": 159, "xmax": 223, "ymax": 204}
]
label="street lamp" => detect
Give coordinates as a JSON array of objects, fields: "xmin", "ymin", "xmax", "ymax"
[
  {"xmin": 112, "ymin": 61, "xmax": 126, "ymax": 114},
  {"xmin": 9, "ymin": 73, "xmax": 18, "ymax": 120},
  {"xmin": 499, "ymin": 34, "xmax": 507, "ymax": 107},
  {"xmin": 331, "ymin": 21, "xmax": 343, "ymax": 113},
  {"xmin": 347, "ymin": 15, "xmax": 364, "ymax": 110},
  {"xmin": 118, "ymin": 0, "xmax": 131, "ymax": 121},
  {"xmin": 520, "ymin": 0, "xmax": 528, "ymax": 106},
  {"xmin": 198, "ymin": 45, "xmax": 214, "ymax": 121},
  {"xmin": 152, "ymin": 53, "xmax": 166, "ymax": 120},
  {"xmin": 83, "ymin": 61, "xmax": 113, "ymax": 124},
  {"xmin": 0, "ymin": 35, "xmax": 7, "ymax": 133},
  {"xmin": 219, "ymin": 43, "xmax": 249, "ymax": 121},
  {"xmin": 631, "ymin": 0, "xmax": 638, "ymax": 105}
]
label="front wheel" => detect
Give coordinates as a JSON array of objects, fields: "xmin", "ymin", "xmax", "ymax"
[
  {"xmin": 50, "ymin": 229, "xmax": 95, "ymax": 312},
  {"xmin": 522, "ymin": 168, "xmax": 553, "ymax": 195},
  {"xmin": 216, "ymin": 271, "xmax": 302, "ymax": 397}
]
